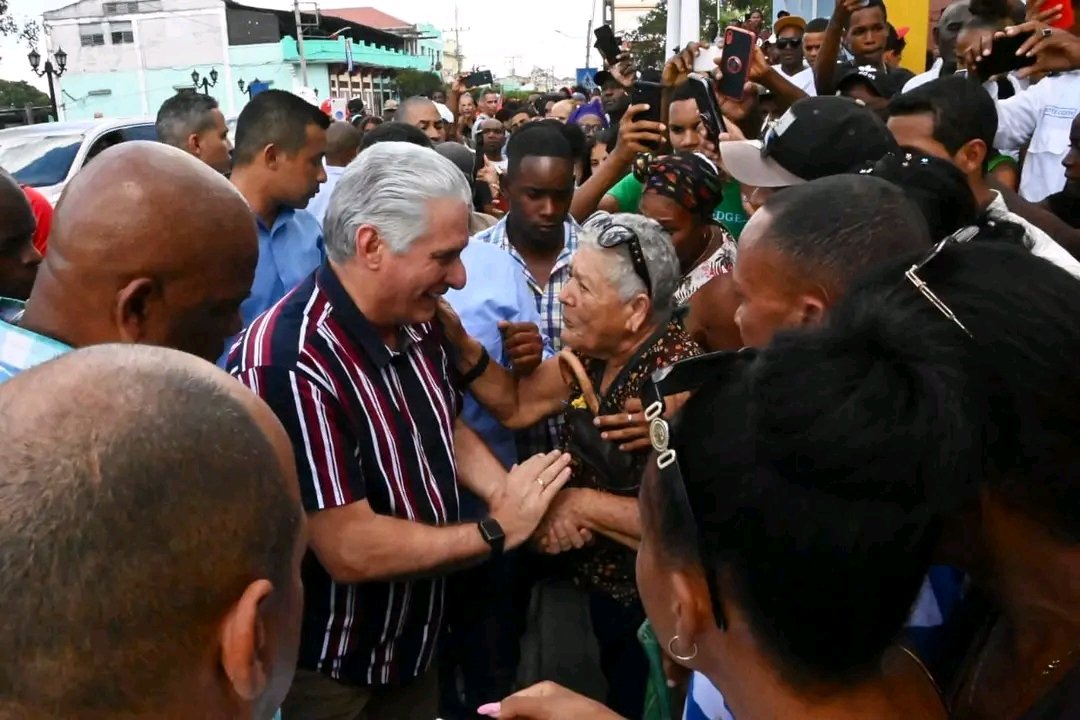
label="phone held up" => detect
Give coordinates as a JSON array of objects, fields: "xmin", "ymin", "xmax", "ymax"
[
  {"xmin": 717, "ymin": 26, "xmax": 755, "ymax": 100},
  {"xmin": 972, "ymin": 30, "xmax": 1036, "ymax": 82},
  {"xmin": 687, "ymin": 75, "xmax": 727, "ymax": 142},
  {"xmin": 464, "ymin": 70, "xmax": 494, "ymax": 89},
  {"xmin": 594, "ymin": 25, "xmax": 623, "ymax": 67}
]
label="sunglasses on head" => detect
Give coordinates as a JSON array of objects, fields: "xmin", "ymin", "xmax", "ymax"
[
  {"xmin": 775, "ymin": 36, "xmax": 802, "ymax": 49},
  {"xmin": 641, "ymin": 349, "xmax": 759, "ymax": 631},
  {"xmin": 597, "ymin": 222, "xmax": 653, "ymax": 296}
]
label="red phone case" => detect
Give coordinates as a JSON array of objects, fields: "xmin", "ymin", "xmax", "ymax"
[{"xmin": 719, "ymin": 26, "xmax": 756, "ymax": 100}]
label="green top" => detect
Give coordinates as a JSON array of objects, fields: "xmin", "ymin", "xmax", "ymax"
[{"xmin": 605, "ymin": 172, "xmax": 750, "ymax": 239}]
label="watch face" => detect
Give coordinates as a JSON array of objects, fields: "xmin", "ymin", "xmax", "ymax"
[{"xmin": 480, "ymin": 518, "xmax": 504, "ymax": 542}]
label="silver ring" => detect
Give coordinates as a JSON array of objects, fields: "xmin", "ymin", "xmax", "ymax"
[
  {"xmin": 627, "ymin": 413, "xmax": 635, "ymax": 423},
  {"xmin": 1042, "ymin": 26, "xmax": 1053, "ymax": 38}
]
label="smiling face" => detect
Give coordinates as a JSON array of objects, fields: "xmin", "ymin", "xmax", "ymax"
[
  {"xmin": 558, "ymin": 245, "xmax": 640, "ymax": 357},
  {"xmin": 776, "ymin": 26, "xmax": 805, "ymax": 72},
  {"xmin": 375, "ymin": 197, "xmax": 470, "ymax": 325}
]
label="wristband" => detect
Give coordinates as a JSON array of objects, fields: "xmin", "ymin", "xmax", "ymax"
[{"xmin": 460, "ymin": 346, "xmax": 491, "ymax": 386}]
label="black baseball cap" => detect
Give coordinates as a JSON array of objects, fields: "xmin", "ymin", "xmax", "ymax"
[
  {"xmin": 835, "ymin": 63, "xmax": 906, "ymax": 98},
  {"xmin": 718, "ymin": 96, "xmax": 898, "ymax": 188}
]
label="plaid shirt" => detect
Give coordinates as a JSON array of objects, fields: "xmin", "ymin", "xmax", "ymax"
[
  {"xmin": 0, "ymin": 298, "xmax": 71, "ymax": 383},
  {"xmin": 473, "ymin": 216, "xmax": 580, "ymax": 455}
]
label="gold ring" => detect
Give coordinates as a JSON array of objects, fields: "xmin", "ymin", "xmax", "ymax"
[{"xmin": 537, "ymin": 478, "xmax": 547, "ymax": 487}]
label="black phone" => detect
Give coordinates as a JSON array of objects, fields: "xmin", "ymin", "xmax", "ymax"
[
  {"xmin": 718, "ymin": 26, "xmax": 755, "ymax": 100},
  {"xmin": 687, "ymin": 75, "xmax": 727, "ymax": 142},
  {"xmin": 630, "ymin": 81, "xmax": 663, "ymax": 125},
  {"xmin": 594, "ymin": 25, "xmax": 622, "ymax": 66},
  {"xmin": 464, "ymin": 70, "xmax": 494, "ymax": 89},
  {"xmin": 972, "ymin": 31, "xmax": 1036, "ymax": 82}
]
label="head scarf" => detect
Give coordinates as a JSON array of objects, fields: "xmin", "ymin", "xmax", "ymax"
[
  {"xmin": 568, "ymin": 98, "xmax": 608, "ymax": 129},
  {"xmin": 634, "ymin": 151, "xmax": 724, "ymax": 219}
]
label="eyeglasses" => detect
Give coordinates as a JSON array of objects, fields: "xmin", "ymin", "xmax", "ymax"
[
  {"xmin": 904, "ymin": 225, "xmax": 978, "ymax": 338},
  {"xmin": 641, "ymin": 349, "xmax": 759, "ymax": 631},
  {"xmin": 597, "ymin": 222, "xmax": 653, "ymax": 296},
  {"xmin": 775, "ymin": 37, "xmax": 802, "ymax": 49}
]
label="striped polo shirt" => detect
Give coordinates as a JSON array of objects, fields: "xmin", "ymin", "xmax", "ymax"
[{"xmin": 228, "ymin": 261, "xmax": 462, "ymax": 687}]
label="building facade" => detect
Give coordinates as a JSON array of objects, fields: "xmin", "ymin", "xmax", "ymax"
[{"xmin": 43, "ymin": 0, "xmax": 442, "ymax": 121}]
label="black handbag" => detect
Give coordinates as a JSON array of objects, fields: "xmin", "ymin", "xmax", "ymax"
[{"xmin": 559, "ymin": 350, "xmax": 641, "ymax": 493}]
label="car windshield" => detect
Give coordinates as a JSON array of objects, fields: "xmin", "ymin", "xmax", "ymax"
[{"xmin": 0, "ymin": 131, "xmax": 84, "ymax": 187}]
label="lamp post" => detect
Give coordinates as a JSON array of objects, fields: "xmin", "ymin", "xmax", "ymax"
[
  {"xmin": 237, "ymin": 77, "xmax": 262, "ymax": 97},
  {"xmin": 191, "ymin": 67, "xmax": 219, "ymax": 95},
  {"xmin": 27, "ymin": 47, "xmax": 67, "ymax": 122}
]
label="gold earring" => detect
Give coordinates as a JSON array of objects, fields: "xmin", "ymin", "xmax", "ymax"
[{"xmin": 667, "ymin": 634, "xmax": 699, "ymax": 662}]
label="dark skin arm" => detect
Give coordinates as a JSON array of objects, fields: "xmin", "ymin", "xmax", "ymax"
[{"xmin": 815, "ymin": 0, "xmax": 861, "ymax": 95}]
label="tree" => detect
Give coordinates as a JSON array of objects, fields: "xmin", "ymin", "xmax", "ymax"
[
  {"xmin": 393, "ymin": 69, "xmax": 445, "ymax": 98},
  {"xmin": 1, "ymin": 0, "xmax": 41, "ymax": 47},
  {"xmin": 0, "ymin": 79, "xmax": 50, "ymax": 108},
  {"xmin": 626, "ymin": 0, "xmax": 754, "ymax": 69}
]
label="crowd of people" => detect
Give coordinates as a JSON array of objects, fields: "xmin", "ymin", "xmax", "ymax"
[{"xmin": 1, "ymin": 0, "xmax": 1080, "ymax": 718}]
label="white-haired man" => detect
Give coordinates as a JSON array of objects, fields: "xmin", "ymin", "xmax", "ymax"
[{"xmin": 227, "ymin": 142, "xmax": 572, "ymax": 720}]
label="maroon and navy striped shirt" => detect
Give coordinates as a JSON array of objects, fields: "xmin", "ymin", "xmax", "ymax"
[{"xmin": 228, "ymin": 261, "xmax": 462, "ymax": 686}]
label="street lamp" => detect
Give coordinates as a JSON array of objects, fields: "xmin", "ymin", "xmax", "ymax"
[
  {"xmin": 237, "ymin": 78, "xmax": 262, "ymax": 97},
  {"xmin": 191, "ymin": 67, "xmax": 219, "ymax": 95},
  {"xmin": 27, "ymin": 47, "xmax": 67, "ymax": 122}
]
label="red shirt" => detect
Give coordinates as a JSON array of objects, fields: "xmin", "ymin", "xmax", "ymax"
[{"xmin": 21, "ymin": 186, "xmax": 52, "ymax": 255}]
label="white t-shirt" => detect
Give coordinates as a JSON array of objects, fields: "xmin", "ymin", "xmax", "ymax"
[
  {"xmin": 902, "ymin": 57, "xmax": 944, "ymax": 93},
  {"xmin": 777, "ymin": 64, "xmax": 817, "ymax": 97},
  {"xmin": 995, "ymin": 71, "xmax": 1080, "ymax": 202},
  {"xmin": 986, "ymin": 190, "xmax": 1080, "ymax": 279}
]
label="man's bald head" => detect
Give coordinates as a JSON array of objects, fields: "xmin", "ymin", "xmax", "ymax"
[
  {"xmin": 0, "ymin": 344, "xmax": 303, "ymax": 719},
  {"xmin": 325, "ymin": 120, "xmax": 362, "ymax": 167},
  {"xmin": 0, "ymin": 170, "xmax": 41, "ymax": 300},
  {"xmin": 25, "ymin": 141, "xmax": 257, "ymax": 361},
  {"xmin": 397, "ymin": 96, "xmax": 446, "ymax": 143}
]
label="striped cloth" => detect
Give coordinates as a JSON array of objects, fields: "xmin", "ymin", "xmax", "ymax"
[{"xmin": 228, "ymin": 261, "xmax": 462, "ymax": 687}]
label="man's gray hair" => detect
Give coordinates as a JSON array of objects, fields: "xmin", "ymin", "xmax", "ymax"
[
  {"xmin": 154, "ymin": 92, "xmax": 219, "ymax": 148},
  {"xmin": 580, "ymin": 212, "xmax": 681, "ymax": 317},
  {"xmin": 323, "ymin": 142, "xmax": 471, "ymax": 261}
]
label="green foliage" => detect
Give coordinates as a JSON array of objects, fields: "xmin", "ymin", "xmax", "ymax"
[
  {"xmin": 627, "ymin": 0, "xmax": 755, "ymax": 69},
  {"xmin": 393, "ymin": 69, "xmax": 445, "ymax": 98},
  {"xmin": 0, "ymin": 79, "xmax": 50, "ymax": 109},
  {"xmin": 0, "ymin": 0, "xmax": 41, "ymax": 47}
]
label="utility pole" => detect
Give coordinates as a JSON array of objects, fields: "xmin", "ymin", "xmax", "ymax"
[
  {"xmin": 443, "ymin": 4, "xmax": 469, "ymax": 78},
  {"xmin": 585, "ymin": 0, "xmax": 597, "ymax": 70},
  {"xmin": 505, "ymin": 54, "xmax": 521, "ymax": 76},
  {"xmin": 294, "ymin": 0, "xmax": 309, "ymax": 86}
]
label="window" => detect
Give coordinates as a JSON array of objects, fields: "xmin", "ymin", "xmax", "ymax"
[
  {"xmin": 80, "ymin": 25, "xmax": 106, "ymax": 45},
  {"xmin": 102, "ymin": 1, "xmax": 139, "ymax": 14},
  {"xmin": 111, "ymin": 21, "xmax": 133, "ymax": 44}
]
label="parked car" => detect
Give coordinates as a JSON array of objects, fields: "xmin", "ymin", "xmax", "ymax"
[{"xmin": 0, "ymin": 118, "xmax": 157, "ymax": 204}]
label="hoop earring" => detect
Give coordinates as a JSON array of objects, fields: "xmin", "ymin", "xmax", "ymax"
[{"xmin": 667, "ymin": 634, "xmax": 699, "ymax": 662}]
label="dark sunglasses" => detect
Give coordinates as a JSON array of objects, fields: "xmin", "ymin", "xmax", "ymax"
[
  {"xmin": 775, "ymin": 36, "xmax": 802, "ymax": 49},
  {"xmin": 902, "ymin": 225, "xmax": 978, "ymax": 337},
  {"xmin": 597, "ymin": 223, "xmax": 653, "ymax": 296},
  {"xmin": 641, "ymin": 349, "xmax": 759, "ymax": 631}
]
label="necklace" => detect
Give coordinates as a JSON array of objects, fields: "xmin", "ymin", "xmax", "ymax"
[{"xmin": 687, "ymin": 227, "xmax": 722, "ymax": 273}]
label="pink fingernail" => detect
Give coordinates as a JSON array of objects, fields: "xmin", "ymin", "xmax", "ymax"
[{"xmin": 477, "ymin": 703, "xmax": 501, "ymax": 717}]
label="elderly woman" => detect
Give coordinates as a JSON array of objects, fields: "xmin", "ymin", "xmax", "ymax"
[
  {"xmin": 440, "ymin": 212, "xmax": 700, "ymax": 718},
  {"xmin": 568, "ymin": 98, "xmax": 608, "ymax": 139},
  {"xmin": 635, "ymin": 152, "xmax": 742, "ymax": 351}
]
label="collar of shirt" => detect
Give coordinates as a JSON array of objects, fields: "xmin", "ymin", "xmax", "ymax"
[
  {"xmin": 241, "ymin": 206, "xmax": 324, "ymax": 326},
  {"xmin": 0, "ymin": 297, "xmax": 72, "ymax": 382},
  {"xmin": 315, "ymin": 261, "xmax": 423, "ymax": 367},
  {"xmin": 473, "ymin": 216, "xmax": 580, "ymax": 290}
]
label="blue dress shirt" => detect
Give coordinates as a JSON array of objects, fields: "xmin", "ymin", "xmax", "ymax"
[
  {"xmin": 240, "ymin": 207, "xmax": 325, "ymax": 328},
  {"xmin": 444, "ymin": 239, "xmax": 553, "ymax": 482}
]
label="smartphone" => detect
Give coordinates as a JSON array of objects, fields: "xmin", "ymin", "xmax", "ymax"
[
  {"xmin": 594, "ymin": 25, "xmax": 622, "ymax": 66},
  {"xmin": 687, "ymin": 74, "xmax": 727, "ymax": 142},
  {"xmin": 630, "ymin": 81, "xmax": 663, "ymax": 124},
  {"xmin": 718, "ymin": 26, "xmax": 755, "ymax": 100},
  {"xmin": 972, "ymin": 31, "xmax": 1036, "ymax": 82},
  {"xmin": 464, "ymin": 70, "xmax": 494, "ymax": 89},
  {"xmin": 692, "ymin": 45, "xmax": 723, "ymax": 74}
]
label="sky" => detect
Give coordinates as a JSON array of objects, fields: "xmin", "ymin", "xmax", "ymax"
[{"xmin": 1, "ymin": 0, "xmax": 606, "ymax": 92}]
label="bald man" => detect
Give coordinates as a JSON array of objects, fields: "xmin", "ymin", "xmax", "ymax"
[
  {"xmin": 0, "ymin": 344, "xmax": 304, "ymax": 720},
  {"xmin": 0, "ymin": 141, "xmax": 257, "ymax": 381},
  {"xmin": 307, "ymin": 121, "xmax": 362, "ymax": 226},
  {"xmin": 0, "ymin": 170, "xmax": 42, "ymax": 301},
  {"xmin": 397, "ymin": 96, "xmax": 447, "ymax": 143},
  {"xmin": 546, "ymin": 99, "xmax": 575, "ymax": 123}
]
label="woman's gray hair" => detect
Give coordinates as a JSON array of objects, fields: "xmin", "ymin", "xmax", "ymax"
[
  {"xmin": 323, "ymin": 142, "xmax": 471, "ymax": 261},
  {"xmin": 580, "ymin": 212, "xmax": 681, "ymax": 317}
]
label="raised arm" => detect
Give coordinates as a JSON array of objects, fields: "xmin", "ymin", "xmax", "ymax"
[{"xmin": 815, "ymin": 0, "xmax": 858, "ymax": 95}]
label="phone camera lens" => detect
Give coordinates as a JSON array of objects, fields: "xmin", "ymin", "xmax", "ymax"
[{"xmin": 726, "ymin": 57, "xmax": 743, "ymax": 73}]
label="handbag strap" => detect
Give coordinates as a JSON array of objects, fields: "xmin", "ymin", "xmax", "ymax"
[{"xmin": 558, "ymin": 349, "xmax": 601, "ymax": 415}]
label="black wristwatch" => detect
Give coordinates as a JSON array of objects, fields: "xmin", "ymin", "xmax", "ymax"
[{"xmin": 477, "ymin": 517, "xmax": 505, "ymax": 556}]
